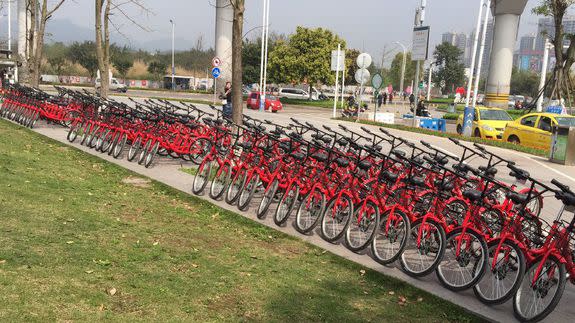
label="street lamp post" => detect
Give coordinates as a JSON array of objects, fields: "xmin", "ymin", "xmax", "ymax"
[
  {"xmin": 170, "ymin": 19, "xmax": 175, "ymax": 91},
  {"xmin": 537, "ymin": 38, "xmax": 551, "ymax": 112},
  {"xmin": 426, "ymin": 62, "xmax": 436, "ymax": 101},
  {"xmin": 394, "ymin": 41, "xmax": 407, "ymax": 96}
]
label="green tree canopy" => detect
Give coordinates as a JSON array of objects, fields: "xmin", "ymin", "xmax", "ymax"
[
  {"xmin": 110, "ymin": 45, "xmax": 134, "ymax": 78},
  {"xmin": 44, "ymin": 42, "xmax": 69, "ymax": 75},
  {"xmin": 268, "ymin": 26, "xmax": 346, "ymax": 91},
  {"xmin": 67, "ymin": 41, "xmax": 99, "ymax": 77},
  {"xmin": 511, "ymin": 68, "xmax": 540, "ymax": 98},
  {"xmin": 147, "ymin": 61, "xmax": 168, "ymax": 80},
  {"xmin": 388, "ymin": 51, "xmax": 420, "ymax": 91},
  {"xmin": 432, "ymin": 42, "xmax": 466, "ymax": 94}
]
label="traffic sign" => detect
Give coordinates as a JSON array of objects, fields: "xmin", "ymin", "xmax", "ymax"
[
  {"xmin": 331, "ymin": 50, "xmax": 345, "ymax": 72},
  {"xmin": 356, "ymin": 53, "xmax": 372, "ymax": 69},
  {"xmin": 212, "ymin": 67, "xmax": 221, "ymax": 79},
  {"xmin": 355, "ymin": 68, "xmax": 371, "ymax": 85},
  {"xmin": 371, "ymin": 73, "xmax": 383, "ymax": 90},
  {"xmin": 212, "ymin": 57, "xmax": 221, "ymax": 67}
]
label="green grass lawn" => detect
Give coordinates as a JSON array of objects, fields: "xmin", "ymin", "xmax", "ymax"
[{"xmin": 0, "ymin": 119, "xmax": 482, "ymax": 322}]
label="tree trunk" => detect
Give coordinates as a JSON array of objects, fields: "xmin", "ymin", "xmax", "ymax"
[
  {"xmin": 231, "ymin": 0, "xmax": 245, "ymax": 125},
  {"xmin": 95, "ymin": 0, "xmax": 110, "ymax": 98},
  {"xmin": 30, "ymin": 1, "xmax": 48, "ymax": 88}
]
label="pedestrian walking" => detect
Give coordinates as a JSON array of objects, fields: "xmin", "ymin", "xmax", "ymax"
[
  {"xmin": 388, "ymin": 92, "xmax": 393, "ymax": 105},
  {"xmin": 382, "ymin": 92, "xmax": 388, "ymax": 105},
  {"xmin": 220, "ymin": 81, "xmax": 233, "ymax": 120},
  {"xmin": 377, "ymin": 92, "xmax": 383, "ymax": 109}
]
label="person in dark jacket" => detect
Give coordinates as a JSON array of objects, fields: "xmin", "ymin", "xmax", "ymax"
[{"xmin": 220, "ymin": 81, "xmax": 233, "ymax": 119}]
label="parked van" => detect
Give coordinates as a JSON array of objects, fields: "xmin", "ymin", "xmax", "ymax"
[
  {"xmin": 95, "ymin": 78, "xmax": 127, "ymax": 93},
  {"xmin": 278, "ymin": 87, "xmax": 318, "ymax": 100}
]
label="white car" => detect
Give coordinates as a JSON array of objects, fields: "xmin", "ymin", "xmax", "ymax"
[
  {"xmin": 278, "ymin": 87, "xmax": 318, "ymax": 100},
  {"xmin": 95, "ymin": 77, "xmax": 127, "ymax": 93}
]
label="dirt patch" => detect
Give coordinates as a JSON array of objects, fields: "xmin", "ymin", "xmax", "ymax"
[{"xmin": 121, "ymin": 176, "xmax": 152, "ymax": 188}]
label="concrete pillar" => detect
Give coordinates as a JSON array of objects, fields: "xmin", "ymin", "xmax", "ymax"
[
  {"xmin": 17, "ymin": 0, "xmax": 28, "ymax": 59},
  {"xmin": 214, "ymin": 0, "xmax": 233, "ymax": 91},
  {"xmin": 484, "ymin": 0, "xmax": 528, "ymax": 108}
]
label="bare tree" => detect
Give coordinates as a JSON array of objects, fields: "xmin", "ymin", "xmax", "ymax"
[
  {"xmin": 95, "ymin": 0, "xmax": 111, "ymax": 97},
  {"xmin": 229, "ymin": 0, "xmax": 245, "ymax": 125},
  {"xmin": 534, "ymin": 0, "xmax": 575, "ymax": 107},
  {"xmin": 26, "ymin": 0, "xmax": 66, "ymax": 87},
  {"xmin": 95, "ymin": 0, "xmax": 151, "ymax": 98}
]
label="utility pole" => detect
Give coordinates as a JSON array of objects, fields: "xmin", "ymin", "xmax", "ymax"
[
  {"xmin": 412, "ymin": 0, "xmax": 427, "ymax": 126},
  {"xmin": 394, "ymin": 41, "xmax": 407, "ymax": 97},
  {"xmin": 463, "ymin": 0, "xmax": 486, "ymax": 136},
  {"xmin": 472, "ymin": 0, "xmax": 491, "ymax": 109},
  {"xmin": 170, "ymin": 19, "xmax": 175, "ymax": 91}
]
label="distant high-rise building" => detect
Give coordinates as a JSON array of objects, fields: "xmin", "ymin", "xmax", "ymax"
[
  {"xmin": 535, "ymin": 16, "xmax": 575, "ymax": 50},
  {"xmin": 516, "ymin": 34, "xmax": 544, "ymax": 72},
  {"xmin": 441, "ymin": 32, "xmax": 468, "ymax": 63},
  {"xmin": 520, "ymin": 35, "xmax": 536, "ymax": 52},
  {"xmin": 442, "ymin": 32, "xmax": 457, "ymax": 46}
]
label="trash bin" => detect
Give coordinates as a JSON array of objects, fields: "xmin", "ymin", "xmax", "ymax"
[
  {"xmin": 550, "ymin": 125, "xmax": 575, "ymax": 165},
  {"xmin": 447, "ymin": 103, "xmax": 456, "ymax": 113}
]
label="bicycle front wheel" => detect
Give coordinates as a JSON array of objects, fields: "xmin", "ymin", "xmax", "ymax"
[
  {"xmin": 436, "ymin": 228, "xmax": 488, "ymax": 291},
  {"xmin": 513, "ymin": 255, "xmax": 566, "ymax": 323},
  {"xmin": 371, "ymin": 208, "xmax": 410, "ymax": 265},
  {"xmin": 320, "ymin": 195, "xmax": 353, "ymax": 243},
  {"xmin": 345, "ymin": 200, "xmax": 380, "ymax": 252},
  {"xmin": 474, "ymin": 239, "xmax": 526, "ymax": 305},
  {"xmin": 295, "ymin": 187, "xmax": 326, "ymax": 234},
  {"xmin": 400, "ymin": 218, "xmax": 445, "ymax": 277}
]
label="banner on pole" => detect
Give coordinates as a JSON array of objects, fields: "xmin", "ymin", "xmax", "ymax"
[
  {"xmin": 412, "ymin": 26, "xmax": 430, "ymax": 61},
  {"xmin": 331, "ymin": 50, "xmax": 345, "ymax": 72}
]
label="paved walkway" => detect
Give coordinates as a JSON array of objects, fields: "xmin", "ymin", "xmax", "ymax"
[{"xmin": 23, "ymin": 114, "xmax": 573, "ymax": 323}]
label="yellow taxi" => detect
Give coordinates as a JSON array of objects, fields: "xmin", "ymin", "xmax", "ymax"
[
  {"xmin": 502, "ymin": 113, "xmax": 575, "ymax": 149},
  {"xmin": 456, "ymin": 107, "xmax": 513, "ymax": 140}
]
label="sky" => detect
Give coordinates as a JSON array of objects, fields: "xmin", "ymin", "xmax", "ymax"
[{"xmin": 0, "ymin": 0, "xmax": 550, "ymax": 65}]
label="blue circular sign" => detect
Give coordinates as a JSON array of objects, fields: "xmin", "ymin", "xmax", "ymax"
[{"xmin": 212, "ymin": 67, "xmax": 221, "ymax": 79}]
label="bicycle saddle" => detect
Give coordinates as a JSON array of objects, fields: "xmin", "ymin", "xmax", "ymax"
[
  {"xmin": 335, "ymin": 157, "xmax": 350, "ymax": 168},
  {"xmin": 506, "ymin": 191, "xmax": 528, "ymax": 205},
  {"xmin": 463, "ymin": 189, "xmax": 483, "ymax": 202},
  {"xmin": 357, "ymin": 160, "xmax": 372, "ymax": 171}
]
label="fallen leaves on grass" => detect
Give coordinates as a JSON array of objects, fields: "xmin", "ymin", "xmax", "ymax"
[
  {"xmin": 66, "ymin": 241, "xmax": 74, "ymax": 244},
  {"xmin": 0, "ymin": 259, "xmax": 6, "ymax": 264},
  {"xmin": 398, "ymin": 296, "xmax": 407, "ymax": 306},
  {"xmin": 359, "ymin": 269, "xmax": 366, "ymax": 276},
  {"xmin": 107, "ymin": 288, "xmax": 117, "ymax": 296}
]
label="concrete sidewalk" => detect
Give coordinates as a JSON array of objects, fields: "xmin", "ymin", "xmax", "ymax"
[{"xmin": 22, "ymin": 119, "xmax": 572, "ymax": 323}]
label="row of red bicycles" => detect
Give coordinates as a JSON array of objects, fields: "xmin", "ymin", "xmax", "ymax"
[
  {"xmin": 2, "ymin": 85, "xmax": 574, "ymax": 322},
  {"xmin": 1, "ymin": 85, "xmax": 214, "ymax": 168},
  {"xmin": 191, "ymin": 115, "xmax": 575, "ymax": 322}
]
